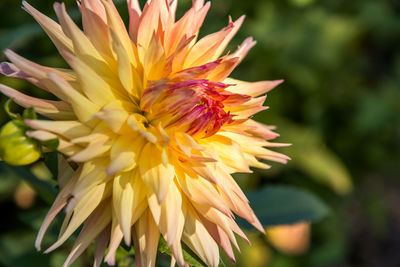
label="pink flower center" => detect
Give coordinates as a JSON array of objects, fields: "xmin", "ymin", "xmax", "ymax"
[{"xmin": 141, "ymin": 79, "xmax": 250, "ymax": 138}]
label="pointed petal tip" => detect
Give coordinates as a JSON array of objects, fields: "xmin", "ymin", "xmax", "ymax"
[
  {"xmin": 106, "ymin": 257, "xmax": 116, "ymax": 266},
  {"xmin": 34, "ymin": 241, "xmax": 41, "ymax": 251},
  {"xmin": 53, "ymin": 2, "xmax": 61, "ymax": 9},
  {"xmin": 105, "ymin": 167, "xmax": 117, "ymax": 177},
  {"xmin": 3, "ymin": 49, "xmax": 16, "ymax": 60},
  {"xmin": 123, "ymin": 236, "xmax": 131, "ymax": 247}
]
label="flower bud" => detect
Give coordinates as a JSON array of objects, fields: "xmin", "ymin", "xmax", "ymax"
[{"xmin": 0, "ymin": 120, "xmax": 41, "ymax": 166}]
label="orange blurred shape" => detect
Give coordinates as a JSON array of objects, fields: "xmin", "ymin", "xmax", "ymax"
[
  {"xmin": 267, "ymin": 222, "xmax": 310, "ymax": 255},
  {"xmin": 14, "ymin": 181, "xmax": 36, "ymax": 209}
]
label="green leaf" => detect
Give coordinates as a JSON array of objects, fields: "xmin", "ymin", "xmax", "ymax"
[
  {"xmin": 242, "ymin": 185, "xmax": 330, "ymax": 227},
  {"xmin": 158, "ymin": 237, "xmax": 206, "ymax": 267},
  {"xmin": 22, "ymin": 108, "xmax": 37, "ymax": 120},
  {"xmin": 40, "ymin": 138, "xmax": 60, "ymax": 151},
  {"xmin": 115, "ymin": 246, "xmax": 134, "ymax": 267},
  {"xmin": 43, "ymin": 152, "xmax": 58, "ymax": 179}
]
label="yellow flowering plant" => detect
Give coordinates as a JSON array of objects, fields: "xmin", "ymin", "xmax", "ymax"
[{"xmin": 0, "ymin": 1, "xmax": 330, "ymax": 267}]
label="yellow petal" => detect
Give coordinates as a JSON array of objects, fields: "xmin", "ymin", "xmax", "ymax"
[
  {"xmin": 113, "ymin": 172, "xmax": 134, "ymax": 245},
  {"xmin": 176, "ymin": 167, "xmax": 231, "ymax": 217},
  {"xmin": 63, "ymin": 201, "xmax": 111, "ymax": 267},
  {"xmin": 101, "ymin": 0, "xmax": 137, "ymax": 67},
  {"xmin": 47, "ymin": 73, "xmax": 100, "ymax": 122},
  {"xmin": 44, "ymin": 183, "xmax": 109, "ymax": 253},
  {"xmin": 182, "ymin": 206, "xmax": 219, "ymax": 267},
  {"xmin": 139, "ymin": 143, "xmax": 175, "ymax": 203},
  {"xmin": 4, "ymin": 50, "xmax": 78, "ymax": 98},
  {"xmin": 24, "ymin": 119, "xmax": 91, "ymax": 140},
  {"xmin": 200, "ymin": 135, "xmax": 251, "ymax": 173},
  {"xmin": 0, "ymin": 84, "xmax": 75, "ymax": 120},
  {"xmin": 112, "ymin": 172, "xmax": 148, "ymax": 245},
  {"xmin": 105, "ymin": 220, "xmax": 124, "ymax": 265},
  {"xmin": 26, "ymin": 130, "xmax": 82, "ymax": 156},
  {"xmin": 35, "ymin": 167, "xmax": 80, "ymax": 250},
  {"xmin": 134, "ymin": 209, "xmax": 160, "ymax": 267},
  {"xmin": 57, "ymin": 155, "xmax": 75, "ymax": 189},
  {"xmin": 61, "ymin": 51, "xmax": 118, "ymax": 106},
  {"xmin": 93, "ymin": 225, "xmax": 111, "ymax": 267},
  {"xmin": 224, "ymin": 78, "xmax": 284, "ymax": 97},
  {"xmin": 22, "ymin": 1, "xmax": 73, "ymax": 53},
  {"xmin": 110, "ymin": 29, "xmax": 136, "ymax": 96},
  {"xmin": 108, "ymin": 135, "xmax": 145, "ymax": 176},
  {"xmin": 53, "ymin": 3, "xmax": 108, "ymax": 74}
]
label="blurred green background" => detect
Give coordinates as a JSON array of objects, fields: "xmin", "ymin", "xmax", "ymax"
[{"xmin": 0, "ymin": 0, "xmax": 399, "ymax": 266}]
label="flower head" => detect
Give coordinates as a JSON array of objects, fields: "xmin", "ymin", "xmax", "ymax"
[{"xmin": 0, "ymin": 0, "xmax": 289, "ymax": 266}]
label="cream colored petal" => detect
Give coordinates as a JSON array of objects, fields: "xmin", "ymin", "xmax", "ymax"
[
  {"xmin": 93, "ymin": 224, "xmax": 111, "ymax": 267},
  {"xmin": 53, "ymin": 3, "xmax": 109, "ymax": 74},
  {"xmin": 107, "ymin": 135, "xmax": 145, "ymax": 176},
  {"xmin": 71, "ymin": 160, "xmax": 108, "ymax": 201},
  {"xmin": 139, "ymin": 143, "xmax": 175, "ymax": 204},
  {"xmin": 196, "ymin": 212, "xmax": 236, "ymax": 264},
  {"xmin": 182, "ymin": 206, "xmax": 219, "ymax": 267},
  {"xmin": 194, "ymin": 204, "xmax": 240, "ymax": 252},
  {"xmin": 4, "ymin": 50, "xmax": 80, "ymax": 97},
  {"xmin": 201, "ymin": 135, "xmax": 251, "ymax": 173},
  {"xmin": 104, "ymin": 220, "xmax": 124, "ymax": 266},
  {"xmin": 26, "ymin": 130, "xmax": 82, "ymax": 156},
  {"xmin": 111, "ymin": 171, "xmax": 147, "ymax": 246},
  {"xmin": 101, "ymin": 0, "xmax": 137, "ymax": 67},
  {"xmin": 219, "ymin": 132, "xmax": 290, "ymax": 162},
  {"xmin": 22, "ymin": 1, "xmax": 73, "ymax": 53},
  {"xmin": 113, "ymin": 172, "xmax": 134, "ymax": 245},
  {"xmin": 63, "ymin": 201, "xmax": 111, "ymax": 267},
  {"xmin": 61, "ymin": 51, "xmax": 117, "ymax": 106},
  {"xmin": 176, "ymin": 168, "xmax": 231, "ymax": 217},
  {"xmin": 0, "ymin": 84, "xmax": 75, "ymax": 120},
  {"xmin": 57, "ymin": 155, "xmax": 75, "ymax": 189},
  {"xmin": 109, "ymin": 29, "xmax": 142, "ymax": 98},
  {"xmin": 70, "ymin": 139, "xmax": 111, "ymax": 162},
  {"xmin": 48, "ymin": 73, "xmax": 100, "ymax": 122},
  {"xmin": 225, "ymin": 36, "xmax": 256, "ymax": 63},
  {"xmin": 134, "ymin": 209, "xmax": 160, "ymax": 267},
  {"xmin": 158, "ymin": 182, "xmax": 182, "ymax": 246},
  {"xmin": 24, "ymin": 120, "xmax": 91, "ymax": 140},
  {"xmin": 35, "ymin": 166, "xmax": 81, "ymax": 250},
  {"xmin": 44, "ymin": 183, "xmax": 109, "ymax": 253},
  {"xmin": 224, "ymin": 78, "xmax": 284, "ymax": 97},
  {"xmin": 174, "ymin": 132, "xmax": 204, "ymax": 157},
  {"xmin": 228, "ymin": 96, "xmax": 268, "ymax": 119}
]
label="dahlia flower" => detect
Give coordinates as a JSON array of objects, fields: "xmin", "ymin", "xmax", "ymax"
[{"xmin": 0, "ymin": 0, "xmax": 289, "ymax": 266}]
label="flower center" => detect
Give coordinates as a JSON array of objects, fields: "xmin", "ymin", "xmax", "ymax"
[{"xmin": 140, "ymin": 79, "xmax": 250, "ymax": 138}]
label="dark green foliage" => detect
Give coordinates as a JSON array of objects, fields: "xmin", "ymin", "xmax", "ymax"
[{"xmin": 243, "ymin": 186, "xmax": 330, "ymax": 227}]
